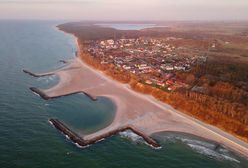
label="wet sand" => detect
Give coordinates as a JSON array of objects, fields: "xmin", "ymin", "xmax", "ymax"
[{"xmin": 25, "ymin": 40, "xmax": 248, "ymax": 157}]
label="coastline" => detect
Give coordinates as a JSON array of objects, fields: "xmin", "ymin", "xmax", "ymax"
[
  {"xmin": 76, "ymin": 43, "xmax": 248, "ymax": 157},
  {"xmin": 25, "ymin": 27, "xmax": 248, "ymax": 158}
]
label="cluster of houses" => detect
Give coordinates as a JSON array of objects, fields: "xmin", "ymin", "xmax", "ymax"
[{"xmin": 87, "ymin": 38, "xmax": 207, "ymax": 91}]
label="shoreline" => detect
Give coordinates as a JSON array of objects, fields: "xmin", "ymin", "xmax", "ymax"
[
  {"xmin": 76, "ymin": 49, "xmax": 248, "ymax": 157},
  {"xmin": 24, "ymin": 28, "xmax": 248, "ymax": 158}
]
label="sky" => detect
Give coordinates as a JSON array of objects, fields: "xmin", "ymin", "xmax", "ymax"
[{"xmin": 0, "ymin": 0, "xmax": 248, "ymax": 21}]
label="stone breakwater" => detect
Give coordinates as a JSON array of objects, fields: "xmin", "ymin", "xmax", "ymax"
[
  {"xmin": 23, "ymin": 69, "xmax": 55, "ymax": 77},
  {"xmin": 30, "ymin": 87, "xmax": 97, "ymax": 101},
  {"xmin": 49, "ymin": 119, "xmax": 160, "ymax": 148},
  {"xmin": 23, "ymin": 70, "xmax": 46, "ymax": 77}
]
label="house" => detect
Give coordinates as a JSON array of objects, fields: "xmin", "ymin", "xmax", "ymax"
[
  {"xmin": 165, "ymin": 65, "xmax": 174, "ymax": 71},
  {"xmin": 145, "ymin": 80, "xmax": 153, "ymax": 85},
  {"xmin": 157, "ymin": 82, "xmax": 165, "ymax": 87},
  {"xmin": 100, "ymin": 41, "xmax": 105, "ymax": 46},
  {"xmin": 107, "ymin": 39, "xmax": 114, "ymax": 45},
  {"xmin": 166, "ymin": 79, "xmax": 174, "ymax": 85},
  {"xmin": 101, "ymin": 60, "xmax": 109, "ymax": 64},
  {"xmin": 123, "ymin": 65, "xmax": 131, "ymax": 70},
  {"xmin": 174, "ymin": 65, "xmax": 185, "ymax": 71}
]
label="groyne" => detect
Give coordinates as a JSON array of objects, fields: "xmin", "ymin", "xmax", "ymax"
[
  {"xmin": 49, "ymin": 119, "xmax": 86, "ymax": 146},
  {"xmin": 23, "ymin": 69, "xmax": 53, "ymax": 77},
  {"xmin": 49, "ymin": 119, "xmax": 160, "ymax": 148},
  {"xmin": 83, "ymin": 92, "xmax": 97, "ymax": 101},
  {"xmin": 29, "ymin": 87, "xmax": 97, "ymax": 101},
  {"xmin": 59, "ymin": 60, "xmax": 68, "ymax": 64},
  {"xmin": 23, "ymin": 70, "xmax": 41, "ymax": 77},
  {"xmin": 30, "ymin": 87, "xmax": 50, "ymax": 100}
]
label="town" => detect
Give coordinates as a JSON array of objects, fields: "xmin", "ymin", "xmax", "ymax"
[{"xmin": 86, "ymin": 37, "xmax": 207, "ymax": 91}]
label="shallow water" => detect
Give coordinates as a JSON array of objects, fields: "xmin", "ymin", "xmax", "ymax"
[
  {"xmin": 0, "ymin": 20, "xmax": 247, "ymax": 168},
  {"xmin": 47, "ymin": 95, "xmax": 116, "ymax": 135}
]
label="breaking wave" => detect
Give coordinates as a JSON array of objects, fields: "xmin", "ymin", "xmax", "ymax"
[
  {"xmin": 187, "ymin": 143, "xmax": 240, "ymax": 163},
  {"xmin": 119, "ymin": 130, "xmax": 162, "ymax": 149},
  {"xmin": 156, "ymin": 133, "xmax": 240, "ymax": 163},
  {"xmin": 37, "ymin": 75, "xmax": 56, "ymax": 83},
  {"xmin": 119, "ymin": 130, "xmax": 143, "ymax": 142}
]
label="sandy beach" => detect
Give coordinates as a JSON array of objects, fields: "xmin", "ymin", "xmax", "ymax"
[{"xmin": 25, "ymin": 37, "xmax": 248, "ymax": 158}]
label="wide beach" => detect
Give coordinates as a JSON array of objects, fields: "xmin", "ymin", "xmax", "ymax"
[{"xmin": 24, "ymin": 31, "xmax": 248, "ymax": 158}]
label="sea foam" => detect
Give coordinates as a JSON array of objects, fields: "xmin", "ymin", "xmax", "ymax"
[
  {"xmin": 178, "ymin": 137, "xmax": 240, "ymax": 163},
  {"xmin": 119, "ymin": 130, "xmax": 143, "ymax": 142},
  {"xmin": 155, "ymin": 133, "xmax": 240, "ymax": 163},
  {"xmin": 187, "ymin": 143, "xmax": 240, "ymax": 163}
]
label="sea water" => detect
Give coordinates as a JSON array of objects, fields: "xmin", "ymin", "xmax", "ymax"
[
  {"xmin": 0, "ymin": 20, "xmax": 247, "ymax": 168},
  {"xmin": 95, "ymin": 23, "xmax": 162, "ymax": 30}
]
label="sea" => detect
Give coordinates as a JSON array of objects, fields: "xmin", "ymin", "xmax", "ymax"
[
  {"xmin": 95, "ymin": 23, "xmax": 159, "ymax": 30},
  {"xmin": 0, "ymin": 20, "xmax": 247, "ymax": 168}
]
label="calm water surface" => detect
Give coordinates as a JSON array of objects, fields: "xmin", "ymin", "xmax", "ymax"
[
  {"xmin": 0, "ymin": 20, "xmax": 247, "ymax": 168},
  {"xmin": 95, "ymin": 23, "xmax": 162, "ymax": 30}
]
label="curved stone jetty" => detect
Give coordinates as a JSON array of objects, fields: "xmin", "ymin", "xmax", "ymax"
[{"xmin": 49, "ymin": 119, "xmax": 160, "ymax": 148}]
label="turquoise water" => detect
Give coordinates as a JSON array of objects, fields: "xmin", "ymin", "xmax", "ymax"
[{"xmin": 0, "ymin": 20, "xmax": 247, "ymax": 168}]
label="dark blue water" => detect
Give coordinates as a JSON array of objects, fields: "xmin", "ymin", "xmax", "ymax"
[{"xmin": 0, "ymin": 20, "xmax": 247, "ymax": 168}]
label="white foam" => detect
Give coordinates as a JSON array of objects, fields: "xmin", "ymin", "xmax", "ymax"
[
  {"xmin": 119, "ymin": 130, "xmax": 142, "ymax": 142},
  {"xmin": 158, "ymin": 134, "xmax": 240, "ymax": 163},
  {"xmin": 188, "ymin": 143, "xmax": 240, "ymax": 163},
  {"xmin": 75, "ymin": 143, "xmax": 83, "ymax": 148},
  {"xmin": 221, "ymin": 154, "xmax": 240, "ymax": 163},
  {"xmin": 48, "ymin": 75, "xmax": 56, "ymax": 81},
  {"xmin": 144, "ymin": 142, "xmax": 162, "ymax": 150},
  {"xmin": 96, "ymin": 138, "xmax": 105, "ymax": 143},
  {"xmin": 179, "ymin": 137, "xmax": 215, "ymax": 149},
  {"xmin": 65, "ymin": 135, "xmax": 70, "ymax": 140},
  {"xmin": 48, "ymin": 120, "xmax": 53, "ymax": 126},
  {"xmin": 218, "ymin": 148, "xmax": 229, "ymax": 154},
  {"xmin": 37, "ymin": 75, "xmax": 56, "ymax": 83},
  {"xmin": 74, "ymin": 143, "xmax": 90, "ymax": 149},
  {"xmin": 119, "ymin": 130, "xmax": 162, "ymax": 149},
  {"xmin": 32, "ymin": 91, "xmax": 40, "ymax": 97}
]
